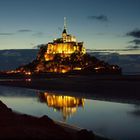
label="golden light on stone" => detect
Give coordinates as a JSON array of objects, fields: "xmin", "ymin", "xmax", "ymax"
[
  {"xmin": 61, "ymin": 69, "xmax": 68, "ymax": 73},
  {"xmin": 44, "ymin": 18, "xmax": 86, "ymax": 62},
  {"xmin": 25, "ymin": 71, "xmax": 31, "ymax": 75},
  {"xmin": 73, "ymin": 67, "xmax": 82, "ymax": 70}
]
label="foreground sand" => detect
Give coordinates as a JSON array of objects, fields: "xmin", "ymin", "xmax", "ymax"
[{"xmin": 0, "ymin": 100, "xmax": 110, "ymax": 140}]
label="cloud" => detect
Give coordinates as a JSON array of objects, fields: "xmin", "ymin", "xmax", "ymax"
[
  {"xmin": 129, "ymin": 39, "xmax": 140, "ymax": 45},
  {"xmin": 0, "ymin": 29, "xmax": 32, "ymax": 36},
  {"xmin": 32, "ymin": 32, "xmax": 44, "ymax": 37},
  {"xmin": 17, "ymin": 29, "xmax": 32, "ymax": 33},
  {"xmin": 87, "ymin": 47, "xmax": 140, "ymax": 53},
  {"xmin": 0, "ymin": 33, "xmax": 14, "ymax": 36},
  {"xmin": 126, "ymin": 29, "xmax": 140, "ymax": 38},
  {"xmin": 87, "ymin": 48, "xmax": 132, "ymax": 52},
  {"xmin": 126, "ymin": 29, "xmax": 140, "ymax": 50},
  {"xmin": 88, "ymin": 15, "xmax": 109, "ymax": 22},
  {"xmin": 126, "ymin": 45, "xmax": 140, "ymax": 49}
]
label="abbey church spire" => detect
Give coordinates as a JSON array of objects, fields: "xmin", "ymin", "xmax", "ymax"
[
  {"xmin": 64, "ymin": 17, "xmax": 66, "ymax": 30},
  {"xmin": 61, "ymin": 17, "xmax": 77, "ymax": 43},
  {"xmin": 62, "ymin": 17, "xmax": 67, "ymax": 34}
]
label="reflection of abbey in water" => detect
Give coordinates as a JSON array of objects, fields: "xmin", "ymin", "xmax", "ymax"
[{"xmin": 38, "ymin": 92, "xmax": 85, "ymax": 120}]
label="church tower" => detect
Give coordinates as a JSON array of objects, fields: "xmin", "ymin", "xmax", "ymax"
[{"xmin": 62, "ymin": 17, "xmax": 67, "ymax": 42}]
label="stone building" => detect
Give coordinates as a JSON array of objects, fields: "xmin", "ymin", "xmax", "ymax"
[{"xmin": 45, "ymin": 17, "xmax": 86, "ymax": 61}]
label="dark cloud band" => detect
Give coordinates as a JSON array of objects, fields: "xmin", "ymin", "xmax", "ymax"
[
  {"xmin": 127, "ymin": 46, "xmax": 140, "ymax": 49},
  {"xmin": 0, "ymin": 33, "xmax": 14, "ymax": 35},
  {"xmin": 127, "ymin": 29, "xmax": 140, "ymax": 38},
  {"xmin": 129, "ymin": 39, "xmax": 140, "ymax": 45},
  {"xmin": 18, "ymin": 29, "xmax": 32, "ymax": 33},
  {"xmin": 88, "ymin": 15, "xmax": 109, "ymax": 22}
]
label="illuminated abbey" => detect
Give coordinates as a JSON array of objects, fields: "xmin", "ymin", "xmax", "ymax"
[
  {"xmin": 45, "ymin": 17, "xmax": 86, "ymax": 61},
  {"xmin": 14, "ymin": 18, "xmax": 121, "ymax": 74}
]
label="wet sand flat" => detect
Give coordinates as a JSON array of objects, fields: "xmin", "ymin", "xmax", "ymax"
[{"xmin": 0, "ymin": 75, "xmax": 140, "ymax": 101}]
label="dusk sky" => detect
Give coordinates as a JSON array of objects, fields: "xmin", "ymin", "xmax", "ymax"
[{"xmin": 0, "ymin": 0, "xmax": 140, "ymax": 54}]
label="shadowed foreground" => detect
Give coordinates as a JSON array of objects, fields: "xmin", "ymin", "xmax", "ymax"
[{"xmin": 0, "ymin": 100, "xmax": 109, "ymax": 140}]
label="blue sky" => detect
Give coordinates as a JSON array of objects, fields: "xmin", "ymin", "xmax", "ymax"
[{"xmin": 0, "ymin": 0, "xmax": 140, "ymax": 54}]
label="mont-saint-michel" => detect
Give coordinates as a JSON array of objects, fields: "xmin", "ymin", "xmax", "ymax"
[
  {"xmin": 3, "ymin": 18, "xmax": 121, "ymax": 76},
  {"xmin": 0, "ymin": 16, "xmax": 140, "ymax": 140},
  {"xmin": 1, "ymin": 1, "xmax": 140, "ymax": 140}
]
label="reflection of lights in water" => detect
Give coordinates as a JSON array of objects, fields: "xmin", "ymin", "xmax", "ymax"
[
  {"xmin": 25, "ymin": 78, "xmax": 32, "ymax": 82},
  {"xmin": 38, "ymin": 92, "xmax": 85, "ymax": 121}
]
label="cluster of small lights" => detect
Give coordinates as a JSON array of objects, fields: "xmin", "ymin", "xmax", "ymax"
[{"xmin": 25, "ymin": 71, "xmax": 31, "ymax": 75}]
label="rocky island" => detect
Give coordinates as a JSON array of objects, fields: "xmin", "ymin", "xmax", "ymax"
[{"xmin": 4, "ymin": 18, "xmax": 121, "ymax": 76}]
